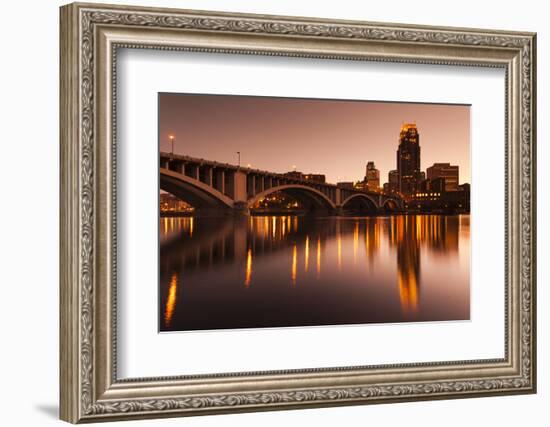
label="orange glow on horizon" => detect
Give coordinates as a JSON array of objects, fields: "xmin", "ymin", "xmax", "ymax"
[{"xmin": 160, "ymin": 94, "xmax": 471, "ymax": 185}]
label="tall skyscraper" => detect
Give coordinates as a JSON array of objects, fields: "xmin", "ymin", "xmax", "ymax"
[
  {"xmin": 365, "ymin": 161, "xmax": 380, "ymax": 191},
  {"xmin": 397, "ymin": 123, "xmax": 421, "ymax": 196},
  {"xmin": 426, "ymin": 163, "xmax": 459, "ymax": 191}
]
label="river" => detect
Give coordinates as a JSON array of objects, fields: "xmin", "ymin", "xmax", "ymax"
[{"xmin": 160, "ymin": 214, "xmax": 470, "ymax": 332}]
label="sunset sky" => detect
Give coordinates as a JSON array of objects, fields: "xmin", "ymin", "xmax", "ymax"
[{"xmin": 159, "ymin": 93, "xmax": 470, "ymax": 185}]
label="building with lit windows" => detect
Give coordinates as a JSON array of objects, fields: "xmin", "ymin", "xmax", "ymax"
[
  {"xmin": 283, "ymin": 171, "xmax": 326, "ymax": 183},
  {"xmin": 411, "ymin": 180, "xmax": 470, "ymax": 213},
  {"xmin": 426, "ymin": 163, "xmax": 459, "ymax": 191},
  {"xmin": 382, "ymin": 169, "xmax": 400, "ymax": 194},
  {"xmin": 365, "ymin": 161, "xmax": 380, "ymax": 192},
  {"xmin": 159, "ymin": 192, "xmax": 194, "ymax": 214},
  {"xmin": 389, "ymin": 169, "xmax": 399, "ymax": 189},
  {"xmin": 303, "ymin": 173, "xmax": 326, "ymax": 183},
  {"xmin": 397, "ymin": 123, "xmax": 422, "ymax": 197}
]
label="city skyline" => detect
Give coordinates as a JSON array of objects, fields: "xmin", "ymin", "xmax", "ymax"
[{"xmin": 159, "ymin": 93, "xmax": 470, "ymax": 185}]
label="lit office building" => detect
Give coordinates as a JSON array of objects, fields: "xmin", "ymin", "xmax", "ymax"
[
  {"xmin": 426, "ymin": 163, "xmax": 459, "ymax": 191},
  {"xmin": 385, "ymin": 169, "xmax": 399, "ymax": 194},
  {"xmin": 397, "ymin": 123, "xmax": 422, "ymax": 196},
  {"xmin": 365, "ymin": 161, "xmax": 380, "ymax": 192}
]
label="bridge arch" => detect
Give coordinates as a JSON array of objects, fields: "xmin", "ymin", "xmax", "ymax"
[
  {"xmin": 341, "ymin": 193, "xmax": 379, "ymax": 213},
  {"xmin": 248, "ymin": 184, "xmax": 336, "ymax": 213},
  {"xmin": 160, "ymin": 168, "xmax": 234, "ymax": 211}
]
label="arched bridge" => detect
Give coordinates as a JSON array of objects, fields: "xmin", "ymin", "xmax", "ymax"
[{"xmin": 160, "ymin": 152, "xmax": 403, "ymax": 216}]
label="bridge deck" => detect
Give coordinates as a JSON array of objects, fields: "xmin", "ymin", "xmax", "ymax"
[{"xmin": 159, "ymin": 151, "xmax": 397, "ymax": 202}]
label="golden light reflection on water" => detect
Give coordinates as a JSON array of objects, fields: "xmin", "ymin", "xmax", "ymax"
[
  {"xmin": 316, "ymin": 236, "xmax": 321, "ymax": 279},
  {"xmin": 161, "ymin": 214, "xmax": 468, "ymax": 321},
  {"xmin": 164, "ymin": 272, "xmax": 178, "ymax": 328},
  {"xmin": 398, "ymin": 269, "xmax": 418, "ymax": 313},
  {"xmin": 395, "ymin": 216, "xmax": 420, "ymax": 313},
  {"xmin": 161, "ymin": 217, "xmax": 195, "ymax": 244},
  {"xmin": 244, "ymin": 248, "xmax": 253, "ymax": 288},
  {"xmin": 264, "ymin": 217, "xmax": 270, "ymax": 238},
  {"xmin": 304, "ymin": 236, "xmax": 310, "ymax": 272},
  {"xmin": 392, "ymin": 215, "xmax": 459, "ymax": 313},
  {"xmin": 364, "ymin": 218, "xmax": 380, "ymax": 263}
]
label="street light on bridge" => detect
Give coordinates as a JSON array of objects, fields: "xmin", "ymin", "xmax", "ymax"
[{"xmin": 169, "ymin": 134, "xmax": 175, "ymax": 157}]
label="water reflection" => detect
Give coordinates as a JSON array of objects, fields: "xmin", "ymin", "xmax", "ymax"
[
  {"xmin": 163, "ymin": 272, "xmax": 178, "ymax": 328},
  {"xmin": 291, "ymin": 244, "xmax": 297, "ymax": 286},
  {"xmin": 160, "ymin": 215, "xmax": 470, "ymax": 331},
  {"xmin": 316, "ymin": 236, "xmax": 321, "ymax": 279},
  {"xmin": 304, "ymin": 236, "xmax": 310, "ymax": 273},
  {"xmin": 244, "ymin": 248, "xmax": 253, "ymax": 288},
  {"xmin": 396, "ymin": 216, "xmax": 420, "ymax": 313}
]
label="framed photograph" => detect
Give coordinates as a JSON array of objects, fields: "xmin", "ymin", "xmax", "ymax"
[{"xmin": 60, "ymin": 2, "xmax": 536, "ymax": 423}]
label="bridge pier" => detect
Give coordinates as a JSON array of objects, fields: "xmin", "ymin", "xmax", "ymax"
[
  {"xmin": 233, "ymin": 171, "xmax": 248, "ymax": 203},
  {"xmin": 335, "ymin": 188, "xmax": 342, "ymax": 205}
]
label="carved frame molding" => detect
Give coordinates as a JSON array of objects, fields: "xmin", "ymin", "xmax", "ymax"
[{"xmin": 60, "ymin": 2, "xmax": 536, "ymax": 423}]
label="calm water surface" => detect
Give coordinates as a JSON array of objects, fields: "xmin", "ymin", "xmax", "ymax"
[{"xmin": 160, "ymin": 215, "xmax": 470, "ymax": 331}]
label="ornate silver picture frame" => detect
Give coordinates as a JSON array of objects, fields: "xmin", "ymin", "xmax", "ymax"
[{"xmin": 60, "ymin": 2, "xmax": 536, "ymax": 423}]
